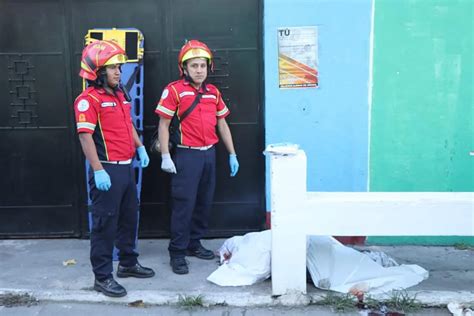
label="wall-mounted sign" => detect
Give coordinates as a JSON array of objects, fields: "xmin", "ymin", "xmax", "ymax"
[{"xmin": 278, "ymin": 26, "xmax": 318, "ymax": 88}]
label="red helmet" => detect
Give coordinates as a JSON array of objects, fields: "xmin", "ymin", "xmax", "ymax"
[
  {"xmin": 79, "ymin": 40, "xmax": 127, "ymax": 80},
  {"xmin": 177, "ymin": 40, "xmax": 214, "ymax": 77}
]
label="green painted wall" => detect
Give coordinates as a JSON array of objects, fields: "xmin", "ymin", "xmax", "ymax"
[{"xmin": 368, "ymin": 0, "xmax": 473, "ymax": 245}]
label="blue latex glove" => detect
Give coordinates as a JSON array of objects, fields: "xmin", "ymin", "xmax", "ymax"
[
  {"xmin": 136, "ymin": 145, "xmax": 150, "ymax": 168},
  {"xmin": 94, "ymin": 169, "xmax": 111, "ymax": 191},
  {"xmin": 229, "ymin": 154, "xmax": 239, "ymax": 177}
]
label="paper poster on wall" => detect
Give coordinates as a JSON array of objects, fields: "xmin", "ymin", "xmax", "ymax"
[{"xmin": 278, "ymin": 26, "xmax": 318, "ymax": 88}]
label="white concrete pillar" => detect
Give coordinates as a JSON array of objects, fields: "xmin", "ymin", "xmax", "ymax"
[{"xmin": 269, "ymin": 150, "xmax": 308, "ymax": 295}]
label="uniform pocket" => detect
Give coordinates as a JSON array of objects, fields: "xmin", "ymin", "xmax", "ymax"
[
  {"xmin": 91, "ymin": 204, "xmax": 115, "ymax": 217},
  {"xmin": 91, "ymin": 214, "xmax": 105, "ymax": 233},
  {"xmin": 171, "ymin": 174, "xmax": 188, "ymax": 201},
  {"xmin": 90, "ymin": 212, "xmax": 115, "ymax": 234}
]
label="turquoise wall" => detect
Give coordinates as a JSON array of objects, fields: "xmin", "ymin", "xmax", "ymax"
[{"xmin": 368, "ymin": 0, "xmax": 473, "ymax": 245}]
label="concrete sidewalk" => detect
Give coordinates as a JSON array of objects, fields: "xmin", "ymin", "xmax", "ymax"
[{"xmin": 0, "ymin": 239, "xmax": 472, "ymax": 307}]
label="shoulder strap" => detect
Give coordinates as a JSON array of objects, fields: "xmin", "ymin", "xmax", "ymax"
[
  {"xmin": 124, "ymin": 62, "xmax": 142, "ymax": 92},
  {"xmin": 179, "ymin": 93, "xmax": 202, "ymax": 122},
  {"xmin": 121, "ymin": 61, "xmax": 143, "ymax": 102}
]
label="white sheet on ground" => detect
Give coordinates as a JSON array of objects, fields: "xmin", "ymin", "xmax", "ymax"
[
  {"xmin": 207, "ymin": 230, "xmax": 271, "ymax": 286},
  {"xmin": 307, "ymin": 236, "xmax": 429, "ymax": 294},
  {"xmin": 207, "ymin": 231, "xmax": 428, "ymax": 293}
]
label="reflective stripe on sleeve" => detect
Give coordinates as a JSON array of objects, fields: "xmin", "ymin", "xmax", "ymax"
[
  {"xmin": 216, "ymin": 107, "xmax": 229, "ymax": 117},
  {"xmin": 156, "ymin": 104, "xmax": 175, "ymax": 117},
  {"xmin": 77, "ymin": 122, "xmax": 96, "ymax": 131}
]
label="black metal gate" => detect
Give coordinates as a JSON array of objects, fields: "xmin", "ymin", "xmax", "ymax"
[{"xmin": 0, "ymin": 0, "xmax": 264, "ymax": 238}]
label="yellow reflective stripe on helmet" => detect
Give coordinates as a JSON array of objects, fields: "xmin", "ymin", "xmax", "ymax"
[
  {"xmin": 181, "ymin": 48, "xmax": 211, "ymax": 63},
  {"xmin": 104, "ymin": 54, "xmax": 128, "ymax": 66},
  {"xmin": 80, "ymin": 61, "xmax": 93, "ymax": 72}
]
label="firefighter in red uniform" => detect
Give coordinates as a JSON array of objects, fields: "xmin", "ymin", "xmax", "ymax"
[
  {"xmin": 74, "ymin": 40, "xmax": 154, "ymax": 297},
  {"xmin": 155, "ymin": 40, "xmax": 239, "ymax": 275}
]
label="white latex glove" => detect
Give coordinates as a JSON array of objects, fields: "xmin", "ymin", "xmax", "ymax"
[{"xmin": 161, "ymin": 153, "xmax": 177, "ymax": 174}]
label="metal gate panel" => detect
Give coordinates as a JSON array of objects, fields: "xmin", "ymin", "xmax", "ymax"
[{"xmin": 0, "ymin": 0, "xmax": 80, "ymax": 237}]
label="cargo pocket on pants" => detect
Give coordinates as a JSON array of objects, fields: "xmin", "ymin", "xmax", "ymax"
[{"xmin": 91, "ymin": 207, "xmax": 115, "ymax": 234}]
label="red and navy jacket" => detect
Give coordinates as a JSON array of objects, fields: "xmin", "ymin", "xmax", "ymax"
[
  {"xmin": 154, "ymin": 79, "xmax": 230, "ymax": 147},
  {"xmin": 74, "ymin": 87, "xmax": 135, "ymax": 161}
]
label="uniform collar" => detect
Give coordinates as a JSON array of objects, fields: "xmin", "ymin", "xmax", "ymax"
[
  {"xmin": 96, "ymin": 87, "xmax": 106, "ymax": 94},
  {"xmin": 182, "ymin": 78, "xmax": 209, "ymax": 93},
  {"xmin": 95, "ymin": 86, "xmax": 123, "ymax": 97}
]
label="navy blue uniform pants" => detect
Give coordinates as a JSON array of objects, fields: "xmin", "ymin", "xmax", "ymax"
[
  {"xmin": 89, "ymin": 164, "xmax": 139, "ymax": 281},
  {"xmin": 168, "ymin": 146, "xmax": 216, "ymax": 258}
]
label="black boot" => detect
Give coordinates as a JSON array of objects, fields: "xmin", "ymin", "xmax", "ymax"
[
  {"xmin": 170, "ymin": 257, "xmax": 189, "ymax": 274},
  {"xmin": 116, "ymin": 262, "xmax": 155, "ymax": 278},
  {"xmin": 93, "ymin": 278, "xmax": 127, "ymax": 297},
  {"xmin": 186, "ymin": 245, "xmax": 215, "ymax": 260}
]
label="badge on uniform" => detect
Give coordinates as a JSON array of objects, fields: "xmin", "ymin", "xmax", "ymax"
[
  {"xmin": 77, "ymin": 99, "xmax": 90, "ymax": 112},
  {"xmin": 161, "ymin": 88, "xmax": 169, "ymax": 100},
  {"xmin": 179, "ymin": 91, "xmax": 195, "ymax": 98},
  {"xmin": 101, "ymin": 102, "xmax": 116, "ymax": 107}
]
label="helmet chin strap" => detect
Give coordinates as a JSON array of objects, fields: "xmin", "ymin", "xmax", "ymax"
[
  {"xmin": 183, "ymin": 65, "xmax": 211, "ymax": 89},
  {"xmin": 93, "ymin": 69, "xmax": 107, "ymax": 87},
  {"xmin": 88, "ymin": 68, "xmax": 130, "ymax": 101},
  {"xmin": 184, "ymin": 74, "xmax": 196, "ymax": 85},
  {"xmin": 117, "ymin": 82, "xmax": 132, "ymax": 102},
  {"xmin": 184, "ymin": 74, "xmax": 208, "ymax": 91}
]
